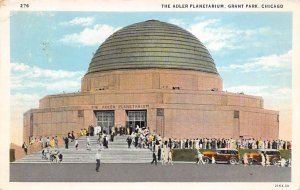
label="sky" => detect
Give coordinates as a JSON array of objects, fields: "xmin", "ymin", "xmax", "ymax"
[{"xmin": 10, "ymin": 11, "xmax": 292, "ymax": 143}]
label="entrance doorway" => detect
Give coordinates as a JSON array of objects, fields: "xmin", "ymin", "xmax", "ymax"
[
  {"xmin": 126, "ymin": 110, "xmax": 147, "ymax": 133},
  {"xmin": 95, "ymin": 111, "xmax": 115, "ymax": 134}
]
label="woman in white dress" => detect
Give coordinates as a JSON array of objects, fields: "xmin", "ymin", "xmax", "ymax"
[
  {"xmin": 161, "ymin": 149, "xmax": 166, "ymax": 165},
  {"xmin": 86, "ymin": 136, "xmax": 91, "ymax": 150},
  {"xmin": 195, "ymin": 139, "xmax": 199, "ymax": 150},
  {"xmin": 198, "ymin": 151, "xmax": 205, "ymax": 164},
  {"xmin": 261, "ymin": 153, "xmax": 265, "ymax": 167},
  {"xmin": 168, "ymin": 149, "xmax": 173, "ymax": 165},
  {"xmin": 243, "ymin": 153, "xmax": 248, "ymax": 166},
  {"xmin": 164, "ymin": 147, "xmax": 168, "ymax": 165},
  {"xmin": 265, "ymin": 155, "xmax": 270, "ymax": 166}
]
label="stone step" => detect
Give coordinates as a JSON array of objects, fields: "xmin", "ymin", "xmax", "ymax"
[
  {"xmin": 16, "ymin": 135, "xmax": 153, "ymax": 163},
  {"xmin": 15, "ymin": 160, "xmax": 153, "ymax": 163},
  {"xmin": 27, "ymin": 149, "xmax": 152, "ymax": 154},
  {"xmin": 24, "ymin": 154, "xmax": 152, "ymax": 159},
  {"xmin": 54, "ymin": 147, "xmax": 152, "ymax": 151},
  {"xmin": 20, "ymin": 156, "xmax": 152, "ymax": 161},
  {"xmin": 21, "ymin": 151, "xmax": 153, "ymax": 156}
]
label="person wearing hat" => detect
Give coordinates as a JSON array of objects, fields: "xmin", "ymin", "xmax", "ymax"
[{"xmin": 95, "ymin": 150, "xmax": 101, "ymax": 172}]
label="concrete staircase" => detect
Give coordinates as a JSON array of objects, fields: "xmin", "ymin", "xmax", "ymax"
[{"xmin": 14, "ymin": 135, "xmax": 153, "ymax": 163}]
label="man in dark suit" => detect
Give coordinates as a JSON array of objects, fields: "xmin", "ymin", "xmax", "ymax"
[
  {"xmin": 22, "ymin": 142, "xmax": 28, "ymax": 155},
  {"xmin": 151, "ymin": 151, "xmax": 157, "ymax": 165},
  {"xmin": 126, "ymin": 136, "xmax": 132, "ymax": 148},
  {"xmin": 158, "ymin": 146, "xmax": 161, "ymax": 161},
  {"xmin": 95, "ymin": 150, "xmax": 101, "ymax": 172},
  {"xmin": 64, "ymin": 137, "xmax": 69, "ymax": 149}
]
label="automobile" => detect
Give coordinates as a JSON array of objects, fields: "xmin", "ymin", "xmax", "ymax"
[
  {"xmin": 246, "ymin": 149, "xmax": 281, "ymax": 165},
  {"xmin": 202, "ymin": 148, "xmax": 239, "ymax": 165}
]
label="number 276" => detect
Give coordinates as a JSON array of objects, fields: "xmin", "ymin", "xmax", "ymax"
[{"xmin": 20, "ymin": 4, "xmax": 29, "ymax": 8}]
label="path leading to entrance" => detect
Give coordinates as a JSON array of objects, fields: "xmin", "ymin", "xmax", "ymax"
[
  {"xmin": 14, "ymin": 135, "xmax": 152, "ymax": 163},
  {"xmin": 10, "ymin": 163, "xmax": 291, "ymax": 182}
]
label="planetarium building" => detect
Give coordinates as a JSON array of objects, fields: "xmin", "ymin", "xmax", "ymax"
[{"xmin": 23, "ymin": 20, "xmax": 279, "ymax": 142}]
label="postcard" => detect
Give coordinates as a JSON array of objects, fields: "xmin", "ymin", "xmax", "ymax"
[{"xmin": 0, "ymin": 0, "xmax": 299, "ymax": 190}]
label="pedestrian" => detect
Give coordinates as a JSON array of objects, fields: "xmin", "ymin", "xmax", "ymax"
[
  {"xmin": 158, "ymin": 146, "xmax": 161, "ymax": 161},
  {"xmin": 54, "ymin": 136, "xmax": 58, "ymax": 148},
  {"xmin": 64, "ymin": 137, "xmax": 69, "ymax": 149},
  {"xmin": 161, "ymin": 148, "xmax": 166, "ymax": 165},
  {"xmin": 196, "ymin": 150, "xmax": 204, "ymax": 164},
  {"xmin": 196, "ymin": 150, "xmax": 200, "ymax": 164},
  {"xmin": 46, "ymin": 137, "xmax": 50, "ymax": 148},
  {"xmin": 168, "ymin": 149, "xmax": 173, "ymax": 165},
  {"xmin": 95, "ymin": 150, "xmax": 101, "ymax": 172},
  {"xmin": 90, "ymin": 126, "xmax": 94, "ymax": 137},
  {"xmin": 103, "ymin": 135, "xmax": 108, "ymax": 148},
  {"xmin": 261, "ymin": 153, "xmax": 265, "ymax": 167},
  {"xmin": 111, "ymin": 130, "xmax": 115, "ymax": 142},
  {"xmin": 58, "ymin": 153, "xmax": 63, "ymax": 163},
  {"xmin": 75, "ymin": 139, "xmax": 79, "ymax": 150},
  {"xmin": 134, "ymin": 135, "xmax": 139, "ymax": 148},
  {"xmin": 151, "ymin": 151, "xmax": 157, "ymax": 165},
  {"xmin": 41, "ymin": 136, "xmax": 46, "ymax": 148},
  {"xmin": 126, "ymin": 135, "xmax": 132, "ymax": 148},
  {"xmin": 50, "ymin": 137, "xmax": 55, "ymax": 148},
  {"xmin": 71, "ymin": 131, "xmax": 75, "ymax": 141},
  {"xmin": 265, "ymin": 155, "xmax": 270, "ymax": 166},
  {"xmin": 87, "ymin": 136, "xmax": 91, "ymax": 150},
  {"xmin": 243, "ymin": 153, "xmax": 248, "ymax": 166},
  {"xmin": 22, "ymin": 142, "xmax": 28, "ymax": 155},
  {"xmin": 280, "ymin": 158, "xmax": 286, "ymax": 167},
  {"xmin": 98, "ymin": 133, "xmax": 102, "ymax": 146}
]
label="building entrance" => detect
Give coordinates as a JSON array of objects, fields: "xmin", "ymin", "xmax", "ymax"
[
  {"xmin": 95, "ymin": 111, "xmax": 114, "ymax": 134},
  {"xmin": 126, "ymin": 110, "xmax": 147, "ymax": 133}
]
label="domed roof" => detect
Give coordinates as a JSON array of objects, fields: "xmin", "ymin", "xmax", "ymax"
[{"xmin": 87, "ymin": 20, "xmax": 218, "ymax": 75}]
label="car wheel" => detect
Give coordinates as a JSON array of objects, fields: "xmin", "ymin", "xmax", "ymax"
[
  {"xmin": 271, "ymin": 159, "xmax": 279, "ymax": 165},
  {"xmin": 202, "ymin": 157, "xmax": 210, "ymax": 164},
  {"xmin": 229, "ymin": 158, "xmax": 237, "ymax": 165}
]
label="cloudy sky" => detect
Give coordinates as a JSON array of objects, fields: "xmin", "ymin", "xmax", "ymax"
[{"xmin": 10, "ymin": 12, "xmax": 292, "ymax": 142}]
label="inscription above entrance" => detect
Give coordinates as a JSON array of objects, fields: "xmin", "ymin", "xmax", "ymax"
[{"xmin": 92, "ymin": 104, "xmax": 149, "ymax": 110}]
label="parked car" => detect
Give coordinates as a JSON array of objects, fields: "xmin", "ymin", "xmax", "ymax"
[
  {"xmin": 202, "ymin": 148, "xmax": 239, "ymax": 165},
  {"xmin": 247, "ymin": 149, "xmax": 281, "ymax": 165}
]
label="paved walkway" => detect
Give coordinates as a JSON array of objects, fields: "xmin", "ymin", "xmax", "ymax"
[{"xmin": 10, "ymin": 163, "xmax": 291, "ymax": 182}]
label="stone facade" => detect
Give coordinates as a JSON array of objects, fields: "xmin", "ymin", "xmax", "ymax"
[{"xmin": 23, "ymin": 69, "xmax": 279, "ymax": 143}]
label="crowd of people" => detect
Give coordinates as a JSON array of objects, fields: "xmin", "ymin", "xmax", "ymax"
[
  {"xmin": 41, "ymin": 148, "xmax": 63, "ymax": 163},
  {"xmin": 158, "ymin": 138, "xmax": 291, "ymax": 150},
  {"xmin": 123, "ymin": 128, "xmax": 291, "ymax": 151},
  {"xmin": 24, "ymin": 125, "xmax": 291, "ymax": 166},
  {"xmin": 25, "ymin": 135, "xmax": 65, "ymax": 163},
  {"xmin": 27, "ymin": 136, "xmax": 60, "ymax": 149},
  {"xmin": 104, "ymin": 125, "xmax": 292, "ymax": 153}
]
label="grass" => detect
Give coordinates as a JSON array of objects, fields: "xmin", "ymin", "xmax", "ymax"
[
  {"xmin": 173, "ymin": 149, "xmax": 197, "ymax": 162},
  {"xmin": 279, "ymin": 150, "xmax": 291, "ymax": 159},
  {"xmin": 173, "ymin": 149, "xmax": 291, "ymax": 161}
]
